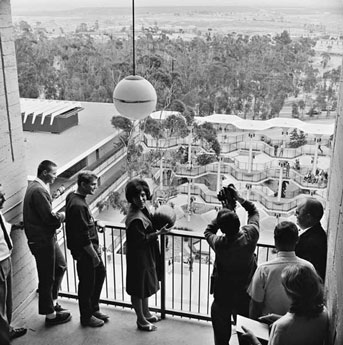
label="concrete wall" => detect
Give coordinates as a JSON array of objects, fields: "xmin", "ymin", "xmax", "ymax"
[
  {"xmin": 0, "ymin": 0, "xmax": 37, "ymax": 316},
  {"xmin": 326, "ymin": 57, "xmax": 343, "ymax": 345}
]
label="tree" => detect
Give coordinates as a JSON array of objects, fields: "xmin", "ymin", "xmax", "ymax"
[
  {"xmin": 291, "ymin": 102, "xmax": 299, "ymax": 118},
  {"xmin": 298, "ymin": 99, "xmax": 306, "ymax": 117}
]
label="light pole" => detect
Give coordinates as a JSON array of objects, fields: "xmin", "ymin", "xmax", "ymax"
[
  {"xmin": 188, "ymin": 126, "xmax": 192, "ymax": 169},
  {"xmin": 159, "ymin": 156, "xmax": 163, "ymax": 190},
  {"xmin": 312, "ymin": 137, "xmax": 321, "ymax": 175},
  {"xmin": 187, "ymin": 179, "xmax": 191, "ymax": 222},
  {"xmin": 248, "ymin": 132, "xmax": 255, "ymax": 173},
  {"xmin": 280, "ymin": 129, "xmax": 288, "ymax": 157},
  {"xmin": 216, "ymin": 156, "xmax": 222, "ymax": 193},
  {"xmin": 277, "ymin": 160, "xmax": 286, "ymax": 201}
]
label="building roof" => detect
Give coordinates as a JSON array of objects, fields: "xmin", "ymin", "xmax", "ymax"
[
  {"xmin": 194, "ymin": 114, "xmax": 335, "ymax": 136},
  {"xmin": 21, "ymin": 98, "xmax": 83, "ymax": 125},
  {"xmin": 22, "ymin": 100, "xmax": 121, "ymax": 177}
]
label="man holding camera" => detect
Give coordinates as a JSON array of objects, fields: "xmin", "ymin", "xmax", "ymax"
[
  {"xmin": 65, "ymin": 171, "xmax": 108, "ymax": 327},
  {"xmin": 204, "ymin": 185, "xmax": 259, "ymax": 345}
]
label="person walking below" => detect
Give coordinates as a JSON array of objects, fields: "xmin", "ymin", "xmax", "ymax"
[
  {"xmin": 65, "ymin": 171, "xmax": 108, "ymax": 327},
  {"xmin": 23, "ymin": 160, "xmax": 70, "ymax": 326}
]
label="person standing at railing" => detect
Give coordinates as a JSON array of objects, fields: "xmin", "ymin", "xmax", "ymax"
[
  {"xmin": 204, "ymin": 184, "xmax": 260, "ymax": 345},
  {"xmin": 65, "ymin": 171, "xmax": 109, "ymax": 328},
  {"xmin": 294, "ymin": 197, "xmax": 327, "ymax": 281},
  {"xmin": 23, "ymin": 160, "xmax": 71, "ymax": 326},
  {"xmin": 125, "ymin": 179, "xmax": 171, "ymax": 332},
  {"xmin": 247, "ymin": 221, "xmax": 315, "ymax": 321}
]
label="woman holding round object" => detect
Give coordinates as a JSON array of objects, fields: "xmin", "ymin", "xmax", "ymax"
[
  {"xmin": 241, "ymin": 264, "xmax": 328, "ymax": 345},
  {"xmin": 125, "ymin": 179, "xmax": 172, "ymax": 331}
]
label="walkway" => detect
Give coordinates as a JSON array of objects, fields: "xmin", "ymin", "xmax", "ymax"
[{"xmin": 12, "ymin": 297, "xmax": 240, "ymax": 345}]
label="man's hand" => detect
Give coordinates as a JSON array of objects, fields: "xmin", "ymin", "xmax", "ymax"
[
  {"xmin": 96, "ymin": 220, "xmax": 106, "ymax": 233},
  {"xmin": 258, "ymin": 313, "xmax": 281, "ymax": 325},
  {"xmin": 240, "ymin": 326, "xmax": 261, "ymax": 345},
  {"xmin": 11, "ymin": 221, "xmax": 24, "ymax": 230},
  {"xmin": 160, "ymin": 224, "xmax": 173, "ymax": 235},
  {"xmin": 57, "ymin": 211, "xmax": 65, "ymax": 222}
]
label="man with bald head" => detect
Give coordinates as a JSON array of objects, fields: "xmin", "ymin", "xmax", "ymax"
[{"xmin": 295, "ymin": 197, "xmax": 327, "ymax": 280}]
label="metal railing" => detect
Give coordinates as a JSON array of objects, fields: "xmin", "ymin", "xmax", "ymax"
[{"xmin": 59, "ymin": 223, "xmax": 275, "ymax": 321}]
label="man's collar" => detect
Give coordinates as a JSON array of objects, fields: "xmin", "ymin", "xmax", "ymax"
[
  {"xmin": 277, "ymin": 251, "xmax": 296, "ymax": 257},
  {"xmin": 34, "ymin": 177, "xmax": 50, "ymax": 193},
  {"xmin": 299, "ymin": 226, "xmax": 312, "ymax": 236}
]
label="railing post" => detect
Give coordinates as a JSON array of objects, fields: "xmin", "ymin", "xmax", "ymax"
[{"xmin": 160, "ymin": 233, "xmax": 166, "ymax": 319}]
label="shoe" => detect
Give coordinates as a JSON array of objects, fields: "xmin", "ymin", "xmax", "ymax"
[
  {"xmin": 81, "ymin": 316, "xmax": 104, "ymax": 327},
  {"xmin": 146, "ymin": 314, "xmax": 161, "ymax": 323},
  {"xmin": 93, "ymin": 311, "xmax": 110, "ymax": 321},
  {"xmin": 45, "ymin": 312, "xmax": 72, "ymax": 326},
  {"xmin": 137, "ymin": 321, "xmax": 157, "ymax": 332},
  {"xmin": 9, "ymin": 327, "xmax": 27, "ymax": 340},
  {"xmin": 54, "ymin": 303, "xmax": 69, "ymax": 313}
]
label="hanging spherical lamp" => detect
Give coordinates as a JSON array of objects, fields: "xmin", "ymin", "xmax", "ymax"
[
  {"xmin": 113, "ymin": 75, "xmax": 157, "ymax": 120},
  {"xmin": 112, "ymin": 0, "xmax": 157, "ymax": 121}
]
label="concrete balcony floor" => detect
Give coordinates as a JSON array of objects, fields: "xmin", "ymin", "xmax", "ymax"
[{"xmin": 12, "ymin": 297, "xmax": 239, "ymax": 345}]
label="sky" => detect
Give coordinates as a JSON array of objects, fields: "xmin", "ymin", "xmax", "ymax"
[{"xmin": 10, "ymin": 0, "xmax": 343, "ymax": 12}]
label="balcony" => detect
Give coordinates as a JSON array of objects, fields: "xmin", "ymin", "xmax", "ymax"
[
  {"xmin": 14, "ymin": 223, "xmax": 273, "ymax": 345},
  {"xmin": 13, "ymin": 297, "xmax": 219, "ymax": 345}
]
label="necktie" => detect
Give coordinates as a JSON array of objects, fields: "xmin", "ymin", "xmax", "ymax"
[{"xmin": 0, "ymin": 214, "xmax": 13, "ymax": 251}]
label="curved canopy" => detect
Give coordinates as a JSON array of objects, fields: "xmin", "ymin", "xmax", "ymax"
[{"xmin": 194, "ymin": 114, "xmax": 334, "ymax": 136}]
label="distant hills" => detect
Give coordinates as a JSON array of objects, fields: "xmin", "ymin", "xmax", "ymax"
[{"xmin": 12, "ymin": 5, "xmax": 342, "ymax": 17}]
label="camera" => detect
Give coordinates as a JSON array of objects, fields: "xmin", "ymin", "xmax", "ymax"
[{"xmin": 217, "ymin": 184, "xmax": 237, "ymax": 210}]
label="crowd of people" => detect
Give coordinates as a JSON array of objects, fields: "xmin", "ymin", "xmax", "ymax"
[{"xmin": 0, "ymin": 165, "xmax": 329, "ymax": 345}]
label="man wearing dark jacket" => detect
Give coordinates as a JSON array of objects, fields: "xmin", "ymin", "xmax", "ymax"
[
  {"xmin": 65, "ymin": 171, "xmax": 108, "ymax": 327},
  {"xmin": 295, "ymin": 197, "xmax": 327, "ymax": 280},
  {"xmin": 23, "ymin": 160, "xmax": 70, "ymax": 326},
  {"xmin": 204, "ymin": 186, "xmax": 259, "ymax": 345}
]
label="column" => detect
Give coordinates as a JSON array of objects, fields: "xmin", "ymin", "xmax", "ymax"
[
  {"xmin": 248, "ymin": 132, "xmax": 255, "ymax": 173},
  {"xmin": 312, "ymin": 137, "xmax": 321, "ymax": 175},
  {"xmin": 277, "ymin": 160, "xmax": 285, "ymax": 201},
  {"xmin": 216, "ymin": 156, "xmax": 221, "ymax": 193}
]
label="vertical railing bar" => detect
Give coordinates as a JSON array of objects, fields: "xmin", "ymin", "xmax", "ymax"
[
  {"xmin": 102, "ymin": 229, "xmax": 109, "ymax": 298},
  {"xmin": 120, "ymin": 228, "xmax": 125, "ymax": 301},
  {"xmin": 172, "ymin": 234, "xmax": 175, "ymax": 309},
  {"xmin": 189, "ymin": 238, "xmax": 192, "ymax": 312},
  {"xmin": 61, "ymin": 224, "xmax": 70, "ymax": 292},
  {"xmin": 160, "ymin": 234, "xmax": 166, "ymax": 319},
  {"xmin": 207, "ymin": 245, "xmax": 211, "ymax": 315},
  {"xmin": 111, "ymin": 227, "xmax": 117, "ymax": 300},
  {"xmin": 181, "ymin": 237, "xmax": 184, "ymax": 311},
  {"xmin": 198, "ymin": 240, "xmax": 202, "ymax": 314}
]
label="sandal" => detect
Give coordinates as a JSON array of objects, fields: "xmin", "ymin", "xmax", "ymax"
[
  {"xmin": 137, "ymin": 321, "xmax": 157, "ymax": 332},
  {"xmin": 146, "ymin": 315, "xmax": 161, "ymax": 323}
]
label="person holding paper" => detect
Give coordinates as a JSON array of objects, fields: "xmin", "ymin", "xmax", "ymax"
[{"xmin": 241, "ymin": 264, "xmax": 328, "ymax": 345}]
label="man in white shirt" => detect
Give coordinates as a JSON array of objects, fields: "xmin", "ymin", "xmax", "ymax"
[
  {"xmin": 0, "ymin": 184, "xmax": 27, "ymax": 342},
  {"xmin": 248, "ymin": 221, "xmax": 314, "ymax": 319}
]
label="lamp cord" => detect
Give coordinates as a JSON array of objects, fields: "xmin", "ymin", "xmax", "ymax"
[{"xmin": 132, "ymin": 0, "xmax": 135, "ymax": 75}]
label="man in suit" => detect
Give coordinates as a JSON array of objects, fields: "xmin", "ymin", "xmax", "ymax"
[
  {"xmin": 295, "ymin": 197, "xmax": 327, "ymax": 280},
  {"xmin": 23, "ymin": 160, "xmax": 71, "ymax": 326},
  {"xmin": 0, "ymin": 184, "xmax": 27, "ymax": 342}
]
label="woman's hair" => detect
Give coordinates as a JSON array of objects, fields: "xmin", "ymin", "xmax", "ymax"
[
  {"xmin": 281, "ymin": 264, "xmax": 324, "ymax": 318},
  {"xmin": 125, "ymin": 179, "xmax": 151, "ymax": 203}
]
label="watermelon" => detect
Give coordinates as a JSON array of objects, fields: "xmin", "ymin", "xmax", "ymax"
[{"xmin": 152, "ymin": 205, "xmax": 176, "ymax": 230}]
